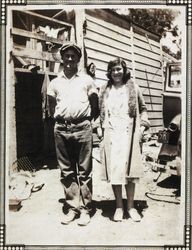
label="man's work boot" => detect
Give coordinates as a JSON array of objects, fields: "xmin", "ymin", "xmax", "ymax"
[
  {"xmin": 61, "ymin": 209, "xmax": 77, "ymax": 225},
  {"xmin": 77, "ymin": 209, "xmax": 90, "ymax": 226}
]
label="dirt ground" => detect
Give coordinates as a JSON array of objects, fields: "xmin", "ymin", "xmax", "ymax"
[{"xmin": 6, "ymin": 142, "xmax": 184, "ymax": 248}]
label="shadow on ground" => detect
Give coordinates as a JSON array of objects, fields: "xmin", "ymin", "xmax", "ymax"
[
  {"xmin": 157, "ymin": 175, "xmax": 181, "ymax": 196},
  {"xmin": 58, "ymin": 198, "xmax": 148, "ymax": 220}
]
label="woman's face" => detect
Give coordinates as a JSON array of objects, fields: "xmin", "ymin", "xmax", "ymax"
[{"xmin": 111, "ymin": 64, "xmax": 124, "ymax": 84}]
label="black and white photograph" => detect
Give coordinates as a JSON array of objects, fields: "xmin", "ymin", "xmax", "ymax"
[{"xmin": 0, "ymin": 1, "xmax": 191, "ymax": 249}]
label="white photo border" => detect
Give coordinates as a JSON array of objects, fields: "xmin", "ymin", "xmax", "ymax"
[{"xmin": 0, "ymin": 0, "xmax": 191, "ymax": 249}]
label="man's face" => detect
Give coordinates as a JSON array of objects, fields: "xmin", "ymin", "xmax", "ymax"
[{"xmin": 62, "ymin": 48, "xmax": 80, "ymax": 71}]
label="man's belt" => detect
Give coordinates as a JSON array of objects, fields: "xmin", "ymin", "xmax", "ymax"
[{"xmin": 55, "ymin": 116, "xmax": 91, "ymax": 125}]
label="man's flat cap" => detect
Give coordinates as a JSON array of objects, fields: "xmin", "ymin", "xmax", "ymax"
[{"xmin": 59, "ymin": 42, "xmax": 82, "ymax": 58}]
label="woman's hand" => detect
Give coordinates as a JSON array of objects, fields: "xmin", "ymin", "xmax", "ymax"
[{"xmin": 97, "ymin": 127, "xmax": 103, "ymax": 140}]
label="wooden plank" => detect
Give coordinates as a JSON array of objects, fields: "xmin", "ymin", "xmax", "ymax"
[
  {"xmin": 87, "ymin": 58, "xmax": 108, "ymax": 72},
  {"xmin": 133, "ymin": 30, "xmax": 161, "ymax": 48},
  {"xmin": 135, "ymin": 61, "xmax": 162, "ymax": 76},
  {"xmin": 133, "ymin": 36, "xmax": 161, "ymax": 54},
  {"xmin": 16, "ymin": 10, "xmax": 73, "ymax": 28},
  {"xmin": 85, "ymin": 38, "xmax": 131, "ymax": 56},
  {"xmin": 85, "ymin": 39, "xmax": 132, "ymax": 63},
  {"xmin": 86, "ymin": 14, "xmax": 132, "ymax": 39},
  {"xmin": 136, "ymin": 78, "xmax": 163, "ymax": 90},
  {"xmin": 86, "ymin": 29, "xmax": 132, "ymax": 53},
  {"xmin": 143, "ymin": 96, "xmax": 162, "ymax": 104},
  {"xmin": 146, "ymin": 103, "xmax": 162, "ymax": 111},
  {"xmin": 140, "ymin": 87, "xmax": 163, "ymax": 97},
  {"xmin": 12, "ymin": 47, "xmax": 61, "ymax": 62},
  {"xmin": 6, "ymin": 10, "xmax": 17, "ymax": 170},
  {"xmin": 133, "ymin": 46, "xmax": 162, "ymax": 62},
  {"xmin": 85, "ymin": 19, "xmax": 132, "ymax": 46},
  {"xmin": 148, "ymin": 111, "xmax": 163, "ymax": 119},
  {"xmin": 135, "ymin": 70, "xmax": 163, "ymax": 83},
  {"xmin": 11, "ymin": 27, "xmax": 64, "ymax": 45},
  {"xmin": 149, "ymin": 119, "xmax": 163, "ymax": 127},
  {"xmin": 134, "ymin": 54, "xmax": 161, "ymax": 68},
  {"xmin": 87, "ymin": 48, "xmax": 118, "ymax": 64}
]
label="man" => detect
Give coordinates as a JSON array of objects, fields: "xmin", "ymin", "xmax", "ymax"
[{"xmin": 47, "ymin": 42, "xmax": 99, "ymax": 226}]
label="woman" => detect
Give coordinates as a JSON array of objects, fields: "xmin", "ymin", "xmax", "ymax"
[
  {"xmin": 98, "ymin": 58, "xmax": 150, "ymax": 222},
  {"xmin": 86, "ymin": 62, "xmax": 96, "ymax": 79}
]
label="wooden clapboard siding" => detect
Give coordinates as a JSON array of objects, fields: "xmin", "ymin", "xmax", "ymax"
[
  {"xmin": 86, "ymin": 15, "xmax": 132, "ymax": 42},
  {"xmin": 87, "ymin": 49, "xmax": 132, "ymax": 69},
  {"xmin": 140, "ymin": 86, "xmax": 163, "ymax": 97},
  {"xmin": 143, "ymin": 97, "xmax": 162, "ymax": 107},
  {"xmin": 85, "ymin": 12, "xmax": 164, "ymax": 133},
  {"xmin": 146, "ymin": 103, "xmax": 162, "ymax": 111},
  {"xmin": 133, "ymin": 36, "xmax": 161, "ymax": 55},
  {"xmin": 150, "ymin": 119, "xmax": 163, "ymax": 127},
  {"xmin": 95, "ymin": 70, "xmax": 108, "ymax": 81},
  {"xmin": 148, "ymin": 110, "xmax": 163, "ymax": 119},
  {"xmin": 148, "ymin": 111, "xmax": 163, "ymax": 130},
  {"xmin": 85, "ymin": 39, "xmax": 132, "ymax": 61},
  {"xmin": 136, "ymin": 78, "xmax": 163, "ymax": 90},
  {"xmin": 133, "ymin": 46, "xmax": 162, "ymax": 63},
  {"xmin": 134, "ymin": 54, "xmax": 161, "ymax": 68},
  {"xmin": 135, "ymin": 69, "xmax": 162, "ymax": 83},
  {"xmin": 134, "ymin": 61, "xmax": 162, "ymax": 76},
  {"xmin": 143, "ymin": 95, "xmax": 162, "ymax": 104},
  {"xmin": 133, "ymin": 29, "xmax": 163, "ymax": 132},
  {"xmin": 86, "ymin": 29, "xmax": 132, "ymax": 54},
  {"xmin": 133, "ymin": 31, "xmax": 160, "ymax": 48}
]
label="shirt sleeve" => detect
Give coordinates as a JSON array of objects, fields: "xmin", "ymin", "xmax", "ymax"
[
  {"xmin": 136, "ymin": 84, "xmax": 150, "ymax": 130},
  {"xmin": 86, "ymin": 75, "xmax": 98, "ymax": 96},
  {"xmin": 47, "ymin": 80, "xmax": 56, "ymax": 98},
  {"xmin": 86, "ymin": 75, "xmax": 99, "ymax": 120}
]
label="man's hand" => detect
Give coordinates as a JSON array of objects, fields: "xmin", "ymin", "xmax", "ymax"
[{"xmin": 47, "ymin": 95, "xmax": 56, "ymax": 118}]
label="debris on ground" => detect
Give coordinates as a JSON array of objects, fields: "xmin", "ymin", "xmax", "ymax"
[{"xmin": 9, "ymin": 170, "xmax": 45, "ymax": 211}]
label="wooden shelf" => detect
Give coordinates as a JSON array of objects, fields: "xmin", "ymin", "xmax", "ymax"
[
  {"xmin": 11, "ymin": 27, "xmax": 64, "ymax": 45},
  {"xmin": 14, "ymin": 67, "xmax": 58, "ymax": 76}
]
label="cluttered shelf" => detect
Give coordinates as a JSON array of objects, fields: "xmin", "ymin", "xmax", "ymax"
[{"xmin": 14, "ymin": 67, "xmax": 58, "ymax": 76}]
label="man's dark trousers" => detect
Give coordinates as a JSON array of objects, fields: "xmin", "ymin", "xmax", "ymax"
[{"xmin": 54, "ymin": 119, "xmax": 93, "ymax": 211}]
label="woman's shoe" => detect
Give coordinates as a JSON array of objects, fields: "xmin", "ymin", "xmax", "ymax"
[
  {"xmin": 128, "ymin": 208, "xmax": 141, "ymax": 222},
  {"xmin": 113, "ymin": 208, "xmax": 123, "ymax": 222}
]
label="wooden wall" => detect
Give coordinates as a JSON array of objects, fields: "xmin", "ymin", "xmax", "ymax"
[
  {"xmin": 84, "ymin": 10, "xmax": 164, "ymax": 133},
  {"xmin": 132, "ymin": 30, "xmax": 163, "ymax": 133}
]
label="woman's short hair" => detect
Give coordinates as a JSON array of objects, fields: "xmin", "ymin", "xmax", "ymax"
[{"xmin": 106, "ymin": 58, "xmax": 131, "ymax": 85}]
